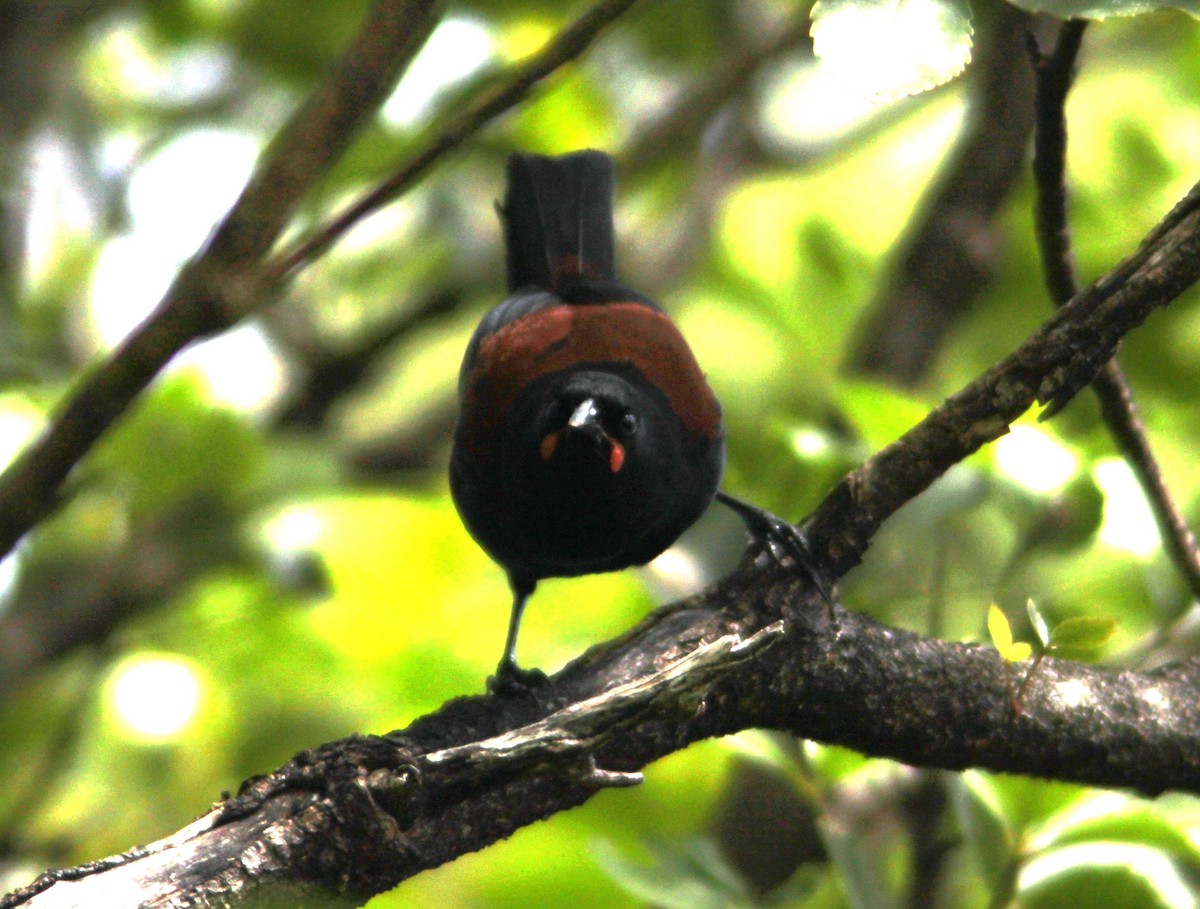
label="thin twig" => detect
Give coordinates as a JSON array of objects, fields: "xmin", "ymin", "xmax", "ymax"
[
  {"xmin": 266, "ymin": 0, "xmax": 646, "ymax": 282},
  {"xmin": 1030, "ymin": 20, "xmax": 1086, "ymax": 304},
  {"xmin": 1029, "ymin": 20, "xmax": 1200, "ymax": 603},
  {"xmin": 205, "ymin": 0, "xmax": 442, "ymax": 269}
]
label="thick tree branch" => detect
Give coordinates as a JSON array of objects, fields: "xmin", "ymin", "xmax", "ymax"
[
  {"xmin": 7, "ymin": 580, "xmax": 1200, "ymax": 908},
  {"xmin": 7, "ymin": 174, "xmax": 1200, "ymax": 909}
]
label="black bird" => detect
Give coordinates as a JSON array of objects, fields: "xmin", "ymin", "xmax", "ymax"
[{"xmin": 450, "ymin": 150, "xmax": 831, "ymax": 690}]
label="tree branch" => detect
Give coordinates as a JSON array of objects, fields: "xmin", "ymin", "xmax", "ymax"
[
  {"xmin": 7, "ymin": 172, "xmax": 1200, "ymax": 909},
  {"xmin": 848, "ymin": 0, "xmax": 1039, "ymax": 384},
  {"xmin": 808, "ymin": 179, "xmax": 1200, "ymax": 573},
  {"xmin": 267, "ymin": 0, "xmax": 646, "ymax": 281},
  {"xmin": 0, "ymin": 0, "xmax": 648, "ymax": 563},
  {"xmin": 0, "ymin": 0, "xmax": 443, "ymax": 560},
  {"xmin": 1029, "ymin": 20, "xmax": 1200, "ymax": 605}
]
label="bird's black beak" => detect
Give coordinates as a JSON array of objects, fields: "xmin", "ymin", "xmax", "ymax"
[
  {"xmin": 565, "ymin": 397, "xmax": 625, "ymax": 473},
  {"xmin": 541, "ymin": 398, "xmax": 604, "ymax": 462},
  {"xmin": 541, "ymin": 398, "xmax": 625, "ymax": 472},
  {"xmin": 565, "ymin": 398, "xmax": 608, "ymax": 451}
]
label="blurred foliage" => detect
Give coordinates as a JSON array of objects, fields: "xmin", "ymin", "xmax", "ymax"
[{"xmin": 0, "ymin": 0, "xmax": 1199, "ymax": 907}]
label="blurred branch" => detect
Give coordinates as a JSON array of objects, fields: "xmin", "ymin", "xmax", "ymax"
[
  {"xmin": 619, "ymin": 13, "xmax": 812, "ymax": 170},
  {"xmin": 1029, "ymin": 20, "xmax": 1200, "ymax": 605},
  {"xmin": 268, "ymin": 0, "xmax": 646, "ymax": 281},
  {"xmin": 0, "ymin": 0, "xmax": 649, "ymax": 561},
  {"xmin": 0, "ymin": 654, "xmax": 103, "ymax": 863},
  {"xmin": 848, "ymin": 0, "xmax": 1039, "ymax": 384},
  {"xmin": 0, "ymin": 496, "xmax": 249, "ymax": 703},
  {"xmin": 8, "ymin": 173, "xmax": 1200, "ymax": 909},
  {"xmin": 273, "ymin": 288, "xmax": 462, "ymax": 431}
]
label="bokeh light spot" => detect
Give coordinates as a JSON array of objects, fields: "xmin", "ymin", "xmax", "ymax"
[
  {"xmin": 994, "ymin": 425, "xmax": 1078, "ymax": 494},
  {"xmin": 108, "ymin": 654, "xmax": 203, "ymax": 742},
  {"xmin": 1095, "ymin": 459, "xmax": 1160, "ymax": 557}
]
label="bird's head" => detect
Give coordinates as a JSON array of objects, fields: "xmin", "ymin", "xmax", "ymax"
[{"xmin": 501, "ymin": 365, "xmax": 685, "ymax": 507}]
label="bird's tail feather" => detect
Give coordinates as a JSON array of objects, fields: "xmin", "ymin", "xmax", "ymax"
[{"xmin": 502, "ymin": 150, "xmax": 616, "ymax": 293}]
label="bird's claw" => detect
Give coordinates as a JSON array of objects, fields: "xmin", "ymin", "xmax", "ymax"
[
  {"xmin": 716, "ymin": 491, "xmax": 837, "ymax": 609},
  {"xmin": 488, "ymin": 661, "xmax": 552, "ymax": 698}
]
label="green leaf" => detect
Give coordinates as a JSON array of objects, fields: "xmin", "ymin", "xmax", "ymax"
[
  {"xmin": 952, "ymin": 773, "xmax": 1017, "ymax": 895},
  {"xmin": 1020, "ymin": 842, "xmax": 1194, "ymax": 909},
  {"xmin": 811, "ymin": 0, "xmax": 974, "ymax": 99},
  {"xmin": 1049, "ymin": 807, "xmax": 1200, "ymax": 868},
  {"xmin": 1049, "ymin": 616, "xmax": 1117, "ymax": 652},
  {"xmin": 1006, "ymin": 0, "xmax": 1200, "ymax": 19},
  {"xmin": 989, "ymin": 603, "xmax": 1014, "ymax": 652},
  {"xmin": 594, "ymin": 838, "xmax": 757, "ymax": 909}
]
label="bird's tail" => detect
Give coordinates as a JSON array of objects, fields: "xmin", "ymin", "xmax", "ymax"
[{"xmin": 502, "ymin": 150, "xmax": 616, "ymax": 293}]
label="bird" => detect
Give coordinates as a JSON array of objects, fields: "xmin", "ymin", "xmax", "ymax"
[{"xmin": 450, "ymin": 150, "xmax": 832, "ymax": 692}]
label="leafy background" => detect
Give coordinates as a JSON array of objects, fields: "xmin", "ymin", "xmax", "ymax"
[{"xmin": 1, "ymin": 0, "xmax": 1200, "ymax": 906}]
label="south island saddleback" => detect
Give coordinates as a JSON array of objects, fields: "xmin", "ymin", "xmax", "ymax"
[{"xmin": 450, "ymin": 150, "xmax": 833, "ymax": 692}]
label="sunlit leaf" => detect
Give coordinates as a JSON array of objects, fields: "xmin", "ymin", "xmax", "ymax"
[
  {"xmin": 989, "ymin": 603, "xmax": 1014, "ymax": 652},
  {"xmin": 1020, "ymin": 842, "xmax": 1194, "ymax": 909},
  {"xmin": 1006, "ymin": 641, "xmax": 1033, "ymax": 662},
  {"xmin": 1049, "ymin": 616, "xmax": 1117, "ymax": 651},
  {"xmin": 811, "ymin": 0, "xmax": 973, "ymax": 99},
  {"xmin": 989, "ymin": 604, "xmax": 1032, "ymax": 662},
  {"xmin": 1007, "ymin": 0, "xmax": 1200, "ymax": 18}
]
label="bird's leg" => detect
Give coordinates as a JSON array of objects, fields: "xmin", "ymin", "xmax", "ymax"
[
  {"xmin": 489, "ymin": 574, "xmax": 550, "ymax": 695},
  {"xmin": 715, "ymin": 490, "xmax": 836, "ymax": 609}
]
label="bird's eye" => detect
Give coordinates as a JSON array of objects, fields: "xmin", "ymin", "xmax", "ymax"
[{"xmin": 617, "ymin": 411, "xmax": 638, "ymax": 438}]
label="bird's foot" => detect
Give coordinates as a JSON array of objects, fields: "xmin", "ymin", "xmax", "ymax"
[
  {"xmin": 716, "ymin": 491, "xmax": 836, "ymax": 609},
  {"xmin": 488, "ymin": 660, "xmax": 552, "ymax": 698}
]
